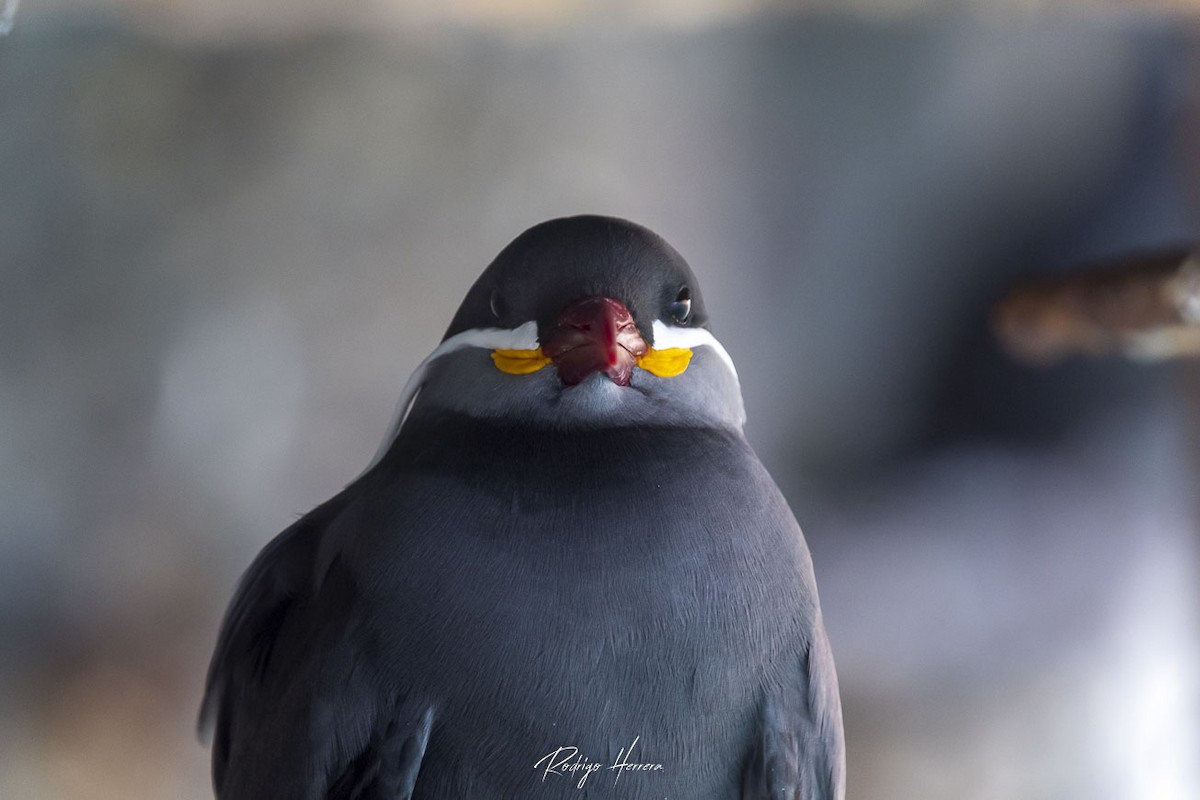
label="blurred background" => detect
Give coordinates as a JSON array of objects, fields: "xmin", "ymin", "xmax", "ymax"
[{"xmin": 2, "ymin": 1, "xmax": 1199, "ymax": 798}]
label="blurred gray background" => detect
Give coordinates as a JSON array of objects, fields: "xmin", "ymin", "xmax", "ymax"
[{"xmin": 2, "ymin": 2, "xmax": 1199, "ymax": 798}]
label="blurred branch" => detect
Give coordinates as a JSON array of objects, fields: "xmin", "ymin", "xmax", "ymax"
[{"xmin": 993, "ymin": 250, "xmax": 1200, "ymax": 364}]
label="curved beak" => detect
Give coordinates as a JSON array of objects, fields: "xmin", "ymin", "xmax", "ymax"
[{"xmin": 541, "ymin": 296, "xmax": 648, "ymax": 386}]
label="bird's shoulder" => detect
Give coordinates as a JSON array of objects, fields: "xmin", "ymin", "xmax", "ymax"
[
  {"xmin": 201, "ymin": 488, "xmax": 374, "ymax": 796},
  {"xmin": 200, "ymin": 490, "xmax": 346, "ymax": 727},
  {"xmin": 742, "ymin": 621, "xmax": 846, "ymax": 800}
]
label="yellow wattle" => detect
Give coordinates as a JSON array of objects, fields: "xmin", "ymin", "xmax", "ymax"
[
  {"xmin": 491, "ymin": 346, "xmax": 693, "ymax": 378},
  {"xmin": 637, "ymin": 347, "xmax": 693, "ymax": 377},
  {"xmin": 491, "ymin": 348, "xmax": 552, "ymax": 375}
]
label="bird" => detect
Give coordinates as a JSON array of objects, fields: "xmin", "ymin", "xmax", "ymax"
[{"xmin": 200, "ymin": 214, "xmax": 845, "ymax": 799}]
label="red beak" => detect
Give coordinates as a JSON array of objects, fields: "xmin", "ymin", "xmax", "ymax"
[{"xmin": 541, "ymin": 296, "xmax": 649, "ymax": 386}]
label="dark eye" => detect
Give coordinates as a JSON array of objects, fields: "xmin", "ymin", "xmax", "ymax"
[
  {"xmin": 669, "ymin": 286, "xmax": 692, "ymax": 324},
  {"xmin": 489, "ymin": 289, "xmax": 504, "ymax": 321}
]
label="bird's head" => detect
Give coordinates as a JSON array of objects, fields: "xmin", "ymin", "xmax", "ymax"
[{"xmin": 375, "ymin": 216, "xmax": 745, "ymax": 459}]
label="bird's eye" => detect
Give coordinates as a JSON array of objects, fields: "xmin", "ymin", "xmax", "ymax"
[
  {"xmin": 669, "ymin": 287, "xmax": 692, "ymax": 324},
  {"xmin": 489, "ymin": 289, "xmax": 504, "ymax": 321}
]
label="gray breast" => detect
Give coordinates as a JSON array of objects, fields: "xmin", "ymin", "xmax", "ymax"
[{"xmin": 336, "ymin": 413, "xmax": 821, "ymax": 797}]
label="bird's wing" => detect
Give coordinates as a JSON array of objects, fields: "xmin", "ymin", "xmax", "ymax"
[
  {"xmin": 199, "ymin": 492, "xmax": 432, "ymax": 800},
  {"xmin": 742, "ymin": 622, "xmax": 846, "ymax": 800}
]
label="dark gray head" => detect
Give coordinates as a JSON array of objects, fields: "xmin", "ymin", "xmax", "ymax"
[
  {"xmin": 445, "ymin": 215, "xmax": 710, "ymax": 343},
  {"xmin": 373, "ymin": 216, "xmax": 744, "ymax": 460}
]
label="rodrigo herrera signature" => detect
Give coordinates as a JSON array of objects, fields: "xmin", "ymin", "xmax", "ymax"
[{"xmin": 534, "ymin": 736, "xmax": 664, "ymax": 789}]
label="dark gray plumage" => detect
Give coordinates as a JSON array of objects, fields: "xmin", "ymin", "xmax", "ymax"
[{"xmin": 201, "ymin": 215, "xmax": 845, "ymax": 799}]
